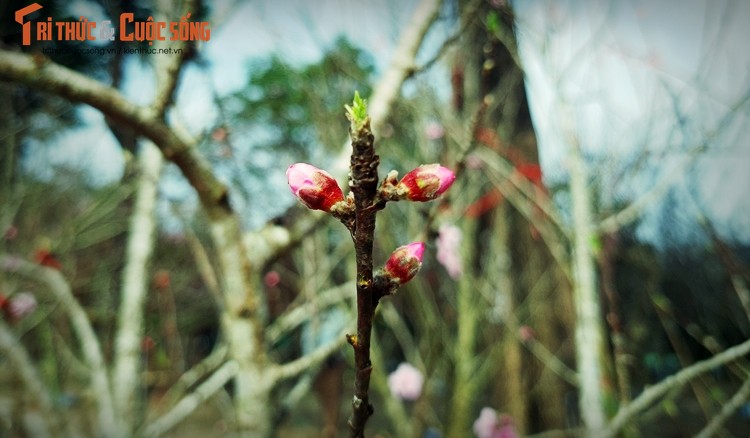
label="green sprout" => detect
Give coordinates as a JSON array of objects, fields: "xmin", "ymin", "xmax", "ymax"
[{"xmin": 345, "ymin": 90, "xmax": 368, "ymax": 131}]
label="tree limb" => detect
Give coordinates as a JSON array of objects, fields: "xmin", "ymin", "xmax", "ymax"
[
  {"xmin": 142, "ymin": 360, "xmax": 238, "ymax": 438},
  {"xmin": 0, "ymin": 255, "xmax": 116, "ymax": 436},
  {"xmin": 0, "ymin": 49, "xmax": 229, "ymax": 217},
  {"xmin": 694, "ymin": 376, "xmax": 750, "ymax": 438},
  {"xmin": 0, "ymin": 321, "xmax": 58, "ymax": 436},
  {"xmin": 603, "ymin": 337, "xmax": 750, "ymax": 437}
]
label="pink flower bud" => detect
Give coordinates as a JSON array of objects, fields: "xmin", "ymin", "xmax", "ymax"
[
  {"xmin": 398, "ymin": 164, "xmax": 456, "ymax": 202},
  {"xmin": 387, "ymin": 362, "xmax": 424, "ymax": 401},
  {"xmin": 383, "ymin": 242, "xmax": 425, "ymax": 285},
  {"xmin": 286, "ymin": 163, "xmax": 345, "ymax": 212}
]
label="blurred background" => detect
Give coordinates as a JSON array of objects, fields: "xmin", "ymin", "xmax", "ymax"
[{"xmin": 1, "ymin": 0, "xmax": 749, "ymax": 436}]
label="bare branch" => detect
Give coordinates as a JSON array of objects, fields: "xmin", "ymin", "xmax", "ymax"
[
  {"xmin": 603, "ymin": 337, "xmax": 750, "ymax": 437},
  {"xmin": 159, "ymin": 344, "xmax": 229, "ymax": 410},
  {"xmin": 142, "ymin": 360, "xmax": 238, "ymax": 438},
  {"xmin": 0, "ymin": 321, "xmax": 58, "ymax": 436},
  {"xmin": 0, "ymin": 255, "xmax": 116, "ymax": 435},
  {"xmin": 271, "ymin": 335, "xmax": 350, "ymax": 384},
  {"xmin": 598, "ymin": 88, "xmax": 750, "ymax": 234},
  {"xmin": 111, "ymin": 141, "xmax": 163, "ymax": 435},
  {"xmin": 694, "ymin": 377, "xmax": 750, "ymax": 438},
  {"xmin": 0, "ymin": 50, "xmax": 229, "ymax": 216},
  {"xmin": 265, "ymin": 281, "xmax": 354, "ymax": 344}
]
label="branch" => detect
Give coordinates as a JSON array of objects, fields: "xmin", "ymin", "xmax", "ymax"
[
  {"xmin": 0, "ymin": 255, "xmax": 116, "ymax": 435},
  {"xmin": 346, "ymin": 102, "xmax": 381, "ymax": 438},
  {"xmin": 602, "ymin": 337, "xmax": 750, "ymax": 437},
  {"xmin": 265, "ymin": 281, "xmax": 354, "ymax": 344},
  {"xmin": 142, "ymin": 360, "xmax": 238, "ymax": 438},
  {"xmin": 111, "ymin": 140, "xmax": 163, "ymax": 434},
  {"xmin": 0, "ymin": 321, "xmax": 58, "ymax": 435},
  {"xmin": 271, "ymin": 334, "xmax": 350, "ymax": 384},
  {"xmin": 566, "ymin": 118, "xmax": 607, "ymax": 433},
  {"xmin": 159, "ymin": 344, "xmax": 228, "ymax": 410},
  {"xmin": 597, "ymin": 88, "xmax": 750, "ymax": 234},
  {"xmin": 694, "ymin": 377, "xmax": 750, "ymax": 438},
  {"xmin": 0, "ymin": 49, "xmax": 229, "ymax": 217}
]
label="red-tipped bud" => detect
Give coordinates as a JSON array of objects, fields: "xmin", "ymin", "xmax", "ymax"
[
  {"xmin": 398, "ymin": 164, "xmax": 456, "ymax": 201},
  {"xmin": 286, "ymin": 163, "xmax": 345, "ymax": 212},
  {"xmin": 383, "ymin": 242, "xmax": 425, "ymax": 285}
]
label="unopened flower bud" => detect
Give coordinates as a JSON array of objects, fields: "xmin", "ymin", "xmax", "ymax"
[
  {"xmin": 383, "ymin": 242, "xmax": 425, "ymax": 285},
  {"xmin": 286, "ymin": 163, "xmax": 345, "ymax": 212},
  {"xmin": 398, "ymin": 164, "xmax": 456, "ymax": 201}
]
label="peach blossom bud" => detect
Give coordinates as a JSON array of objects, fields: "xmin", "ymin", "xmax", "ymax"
[
  {"xmin": 286, "ymin": 163, "xmax": 345, "ymax": 212},
  {"xmin": 398, "ymin": 164, "xmax": 456, "ymax": 202},
  {"xmin": 383, "ymin": 242, "xmax": 425, "ymax": 285}
]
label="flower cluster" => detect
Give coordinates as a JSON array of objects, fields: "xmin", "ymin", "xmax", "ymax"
[{"xmin": 286, "ymin": 161, "xmax": 456, "ymax": 286}]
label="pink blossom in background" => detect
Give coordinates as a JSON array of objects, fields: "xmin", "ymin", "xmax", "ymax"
[
  {"xmin": 3, "ymin": 225, "xmax": 18, "ymax": 240},
  {"xmin": 424, "ymin": 121, "xmax": 445, "ymax": 140},
  {"xmin": 473, "ymin": 407, "xmax": 518, "ymax": 438},
  {"xmin": 387, "ymin": 362, "xmax": 424, "ymax": 401},
  {"xmin": 465, "ymin": 153, "xmax": 484, "ymax": 170},
  {"xmin": 264, "ymin": 271, "xmax": 281, "ymax": 287},
  {"xmin": 4, "ymin": 292, "xmax": 37, "ymax": 321},
  {"xmin": 519, "ymin": 325, "xmax": 535, "ymax": 343},
  {"xmin": 437, "ymin": 224, "xmax": 463, "ymax": 279}
]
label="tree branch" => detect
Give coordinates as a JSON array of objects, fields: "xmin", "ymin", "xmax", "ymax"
[
  {"xmin": 0, "ymin": 321, "xmax": 58, "ymax": 436},
  {"xmin": 603, "ymin": 337, "xmax": 750, "ymax": 437},
  {"xmin": 271, "ymin": 334, "xmax": 350, "ymax": 384},
  {"xmin": 142, "ymin": 360, "xmax": 238, "ymax": 438},
  {"xmin": 0, "ymin": 255, "xmax": 116, "ymax": 436},
  {"xmin": 0, "ymin": 49, "xmax": 229, "ymax": 217},
  {"xmin": 694, "ymin": 377, "xmax": 750, "ymax": 438},
  {"xmin": 111, "ymin": 140, "xmax": 163, "ymax": 436}
]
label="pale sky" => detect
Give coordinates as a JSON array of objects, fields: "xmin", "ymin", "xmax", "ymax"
[{"xmin": 513, "ymin": 0, "xmax": 750, "ymax": 243}]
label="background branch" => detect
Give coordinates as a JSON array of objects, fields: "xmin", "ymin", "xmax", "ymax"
[{"xmin": 603, "ymin": 337, "xmax": 750, "ymax": 437}]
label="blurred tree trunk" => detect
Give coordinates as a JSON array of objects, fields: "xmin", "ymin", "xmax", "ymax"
[
  {"xmin": 454, "ymin": 2, "xmax": 575, "ymax": 433},
  {"xmin": 111, "ymin": 141, "xmax": 163, "ymax": 437}
]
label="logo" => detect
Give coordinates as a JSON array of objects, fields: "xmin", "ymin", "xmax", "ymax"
[{"xmin": 14, "ymin": 3, "xmax": 210, "ymax": 47}]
